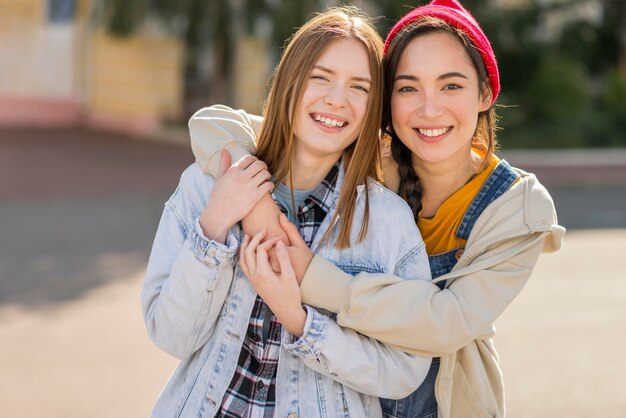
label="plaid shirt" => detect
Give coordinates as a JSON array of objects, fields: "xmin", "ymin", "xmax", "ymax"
[{"xmin": 216, "ymin": 162, "xmax": 340, "ymax": 418}]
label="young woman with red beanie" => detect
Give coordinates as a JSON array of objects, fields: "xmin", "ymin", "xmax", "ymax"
[{"xmin": 188, "ymin": 1, "xmax": 564, "ymax": 417}]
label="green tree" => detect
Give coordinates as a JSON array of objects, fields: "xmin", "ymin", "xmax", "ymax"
[{"xmin": 599, "ymin": 70, "xmax": 626, "ymax": 146}]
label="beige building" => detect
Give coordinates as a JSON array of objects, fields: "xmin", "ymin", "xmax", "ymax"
[{"xmin": 0, "ymin": 0, "xmax": 270, "ymax": 136}]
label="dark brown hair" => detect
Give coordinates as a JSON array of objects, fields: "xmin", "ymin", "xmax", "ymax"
[{"xmin": 382, "ymin": 16, "xmax": 498, "ymax": 219}]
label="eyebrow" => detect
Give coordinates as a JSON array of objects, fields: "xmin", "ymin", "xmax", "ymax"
[
  {"xmin": 313, "ymin": 65, "xmax": 371, "ymax": 84},
  {"xmin": 394, "ymin": 72, "xmax": 469, "ymax": 82}
]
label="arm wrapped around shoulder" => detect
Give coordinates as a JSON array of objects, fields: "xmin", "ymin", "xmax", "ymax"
[{"xmin": 188, "ymin": 105, "xmax": 260, "ymax": 176}]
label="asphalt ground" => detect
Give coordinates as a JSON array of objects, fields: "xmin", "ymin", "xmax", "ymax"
[{"xmin": 1, "ymin": 127, "xmax": 625, "ymax": 417}]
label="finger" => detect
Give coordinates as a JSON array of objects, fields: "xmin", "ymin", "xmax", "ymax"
[
  {"xmin": 216, "ymin": 149, "xmax": 232, "ymax": 179},
  {"xmin": 251, "ymin": 169, "xmax": 272, "ymax": 187},
  {"xmin": 261, "ymin": 235, "xmax": 282, "ymax": 246},
  {"xmin": 279, "ymin": 213, "xmax": 305, "ymax": 247},
  {"xmin": 244, "ymin": 160, "xmax": 269, "ymax": 178},
  {"xmin": 258, "ymin": 236, "xmax": 281, "ymax": 251},
  {"xmin": 276, "ymin": 240, "xmax": 296, "ymax": 279},
  {"xmin": 255, "ymin": 239, "xmax": 276, "ymax": 277},
  {"xmin": 256, "ymin": 181, "xmax": 274, "ymax": 197},
  {"xmin": 244, "ymin": 229, "xmax": 267, "ymax": 278},
  {"xmin": 268, "ymin": 248, "xmax": 281, "ymax": 273},
  {"xmin": 233, "ymin": 155, "xmax": 258, "ymax": 170}
]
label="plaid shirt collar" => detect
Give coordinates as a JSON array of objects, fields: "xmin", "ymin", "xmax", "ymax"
[{"xmin": 273, "ymin": 160, "xmax": 340, "ymax": 247}]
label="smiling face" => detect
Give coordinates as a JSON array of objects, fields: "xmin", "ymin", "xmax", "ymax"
[
  {"xmin": 390, "ymin": 31, "xmax": 490, "ymax": 166},
  {"xmin": 291, "ymin": 37, "xmax": 372, "ymax": 164}
]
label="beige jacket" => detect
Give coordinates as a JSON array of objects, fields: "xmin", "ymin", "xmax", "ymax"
[
  {"xmin": 189, "ymin": 105, "xmax": 566, "ymax": 418},
  {"xmin": 301, "ymin": 170, "xmax": 564, "ymax": 418}
]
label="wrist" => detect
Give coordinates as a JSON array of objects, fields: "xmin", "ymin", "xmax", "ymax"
[
  {"xmin": 242, "ymin": 193, "xmax": 285, "ymax": 240},
  {"xmin": 284, "ymin": 307, "xmax": 307, "ymax": 337},
  {"xmin": 199, "ymin": 207, "xmax": 232, "ymax": 244}
]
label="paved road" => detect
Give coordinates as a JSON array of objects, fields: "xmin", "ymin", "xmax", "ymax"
[{"xmin": 1, "ymin": 128, "xmax": 625, "ymax": 417}]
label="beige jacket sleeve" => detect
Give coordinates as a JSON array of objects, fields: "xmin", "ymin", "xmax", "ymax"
[
  {"xmin": 188, "ymin": 105, "xmax": 261, "ymax": 175},
  {"xmin": 301, "ymin": 232, "xmax": 549, "ymax": 357},
  {"xmin": 301, "ymin": 170, "xmax": 565, "ymax": 357}
]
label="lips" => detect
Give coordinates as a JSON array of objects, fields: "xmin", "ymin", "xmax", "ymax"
[
  {"xmin": 412, "ymin": 126, "xmax": 453, "ymax": 144},
  {"xmin": 417, "ymin": 127, "xmax": 451, "ymax": 137},
  {"xmin": 312, "ymin": 113, "xmax": 348, "ymax": 128}
]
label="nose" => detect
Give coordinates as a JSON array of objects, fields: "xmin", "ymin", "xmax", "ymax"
[
  {"xmin": 324, "ymin": 84, "xmax": 347, "ymax": 108},
  {"xmin": 418, "ymin": 91, "xmax": 444, "ymax": 119}
]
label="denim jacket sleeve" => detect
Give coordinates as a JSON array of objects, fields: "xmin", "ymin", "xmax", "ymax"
[
  {"xmin": 141, "ymin": 164, "xmax": 239, "ymax": 360},
  {"xmin": 282, "ymin": 243, "xmax": 433, "ymax": 399}
]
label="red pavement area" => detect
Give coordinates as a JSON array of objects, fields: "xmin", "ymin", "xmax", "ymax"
[{"xmin": 0, "ymin": 127, "xmax": 194, "ymax": 199}]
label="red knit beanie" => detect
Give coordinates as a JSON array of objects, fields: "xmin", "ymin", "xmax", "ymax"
[{"xmin": 384, "ymin": 0, "xmax": 499, "ymax": 105}]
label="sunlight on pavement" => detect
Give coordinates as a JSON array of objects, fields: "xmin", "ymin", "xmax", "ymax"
[
  {"xmin": 0, "ymin": 268, "xmax": 177, "ymax": 418},
  {"xmin": 496, "ymin": 229, "xmax": 626, "ymax": 418}
]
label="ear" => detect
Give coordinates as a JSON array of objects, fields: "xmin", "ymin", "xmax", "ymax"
[{"xmin": 479, "ymin": 84, "xmax": 492, "ymax": 112}]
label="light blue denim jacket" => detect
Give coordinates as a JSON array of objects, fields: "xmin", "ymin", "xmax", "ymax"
[{"xmin": 142, "ymin": 162, "xmax": 432, "ymax": 417}]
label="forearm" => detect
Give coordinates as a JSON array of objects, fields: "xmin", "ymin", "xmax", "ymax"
[
  {"xmin": 301, "ymin": 238, "xmax": 545, "ymax": 356},
  {"xmin": 242, "ymin": 193, "xmax": 288, "ymax": 242},
  {"xmin": 283, "ymin": 307, "xmax": 431, "ymax": 398}
]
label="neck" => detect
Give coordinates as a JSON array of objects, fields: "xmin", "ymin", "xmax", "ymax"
[
  {"xmin": 414, "ymin": 148, "xmax": 482, "ymax": 218},
  {"xmin": 286, "ymin": 147, "xmax": 341, "ymax": 190}
]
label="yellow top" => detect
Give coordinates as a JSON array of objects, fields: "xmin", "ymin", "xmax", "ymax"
[{"xmin": 418, "ymin": 153, "xmax": 500, "ymax": 256}]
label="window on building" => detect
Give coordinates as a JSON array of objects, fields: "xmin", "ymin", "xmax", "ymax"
[{"xmin": 48, "ymin": 0, "xmax": 76, "ymax": 22}]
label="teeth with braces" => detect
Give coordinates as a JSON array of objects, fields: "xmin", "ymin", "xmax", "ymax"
[
  {"xmin": 314, "ymin": 114, "xmax": 345, "ymax": 128},
  {"xmin": 418, "ymin": 127, "xmax": 450, "ymax": 137}
]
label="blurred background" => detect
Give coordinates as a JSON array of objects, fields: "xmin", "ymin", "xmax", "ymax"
[
  {"xmin": 1, "ymin": 0, "xmax": 625, "ymax": 143},
  {"xmin": 1, "ymin": 0, "xmax": 625, "ymax": 417}
]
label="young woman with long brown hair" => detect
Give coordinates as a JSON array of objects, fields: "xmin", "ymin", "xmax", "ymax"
[{"xmin": 142, "ymin": 7, "xmax": 433, "ymax": 417}]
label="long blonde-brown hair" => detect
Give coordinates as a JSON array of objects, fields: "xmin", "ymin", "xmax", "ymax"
[{"xmin": 256, "ymin": 6, "xmax": 384, "ymax": 248}]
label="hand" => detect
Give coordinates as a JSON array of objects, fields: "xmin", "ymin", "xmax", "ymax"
[
  {"xmin": 240, "ymin": 229, "xmax": 307, "ymax": 337},
  {"xmin": 199, "ymin": 151, "xmax": 273, "ymax": 243},
  {"xmin": 278, "ymin": 214, "xmax": 314, "ymax": 284}
]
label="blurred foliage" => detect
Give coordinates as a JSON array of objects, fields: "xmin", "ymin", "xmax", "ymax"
[
  {"xmin": 473, "ymin": 0, "xmax": 626, "ymax": 148},
  {"xmin": 103, "ymin": 0, "xmax": 147, "ymax": 37},
  {"xmin": 100, "ymin": 0, "xmax": 626, "ymax": 148},
  {"xmin": 599, "ymin": 70, "xmax": 626, "ymax": 146}
]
